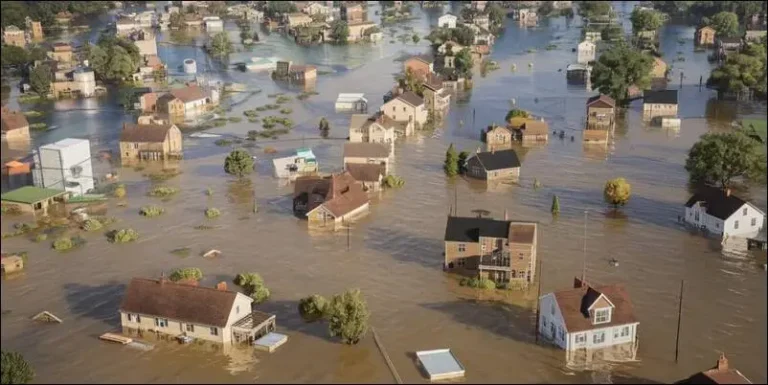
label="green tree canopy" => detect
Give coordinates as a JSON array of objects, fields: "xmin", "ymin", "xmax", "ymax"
[
  {"xmin": 234, "ymin": 273, "xmax": 270, "ymax": 303},
  {"xmin": 444, "ymin": 143, "xmax": 459, "ymax": 177},
  {"xmin": 603, "ymin": 178, "xmax": 632, "ymax": 208},
  {"xmin": 505, "ymin": 109, "xmax": 530, "ymax": 122},
  {"xmin": 0, "ymin": 45, "xmax": 29, "ymax": 67},
  {"xmin": 1, "ymin": 350, "xmax": 34, "ymax": 385},
  {"xmin": 590, "ymin": 43, "xmax": 653, "ymax": 105},
  {"xmin": 708, "ymin": 11, "xmax": 740, "ymax": 38},
  {"xmin": 487, "ymin": 4, "xmax": 505, "ymax": 26},
  {"xmin": 264, "ymin": 1, "xmax": 297, "ymax": 19},
  {"xmin": 298, "ymin": 294, "xmax": 328, "ymax": 323},
  {"xmin": 169, "ymin": 268, "xmax": 203, "ymax": 282},
  {"xmin": 579, "ymin": 1, "xmax": 612, "ymax": 20},
  {"xmin": 330, "ymin": 20, "xmax": 349, "ymax": 44},
  {"xmin": 685, "ymin": 132, "xmax": 766, "ymax": 189},
  {"xmin": 454, "ymin": 48, "xmax": 474, "ymax": 77},
  {"xmin": 326, "ymin": 289, "xmax": 369, "ymax": 345},
  {"xmin": 208, "ymin": 31, "xmax": 233, "ymax": 56},
  {"xmin": 224, "ymin": 149, "xmax": 254, "ymax": 178},
  {"xmin": 708, "ymin": 41, "xmax": 767, "ymax": 95},
  {"xmin": 551, "ymin": 195, "xmax": 560, "ymax": 215},
  {"xmin": 630, "ymin": 8, "xmax": 664, "ymax": 32},
  {"xmin": 87, "ymin": 34, "xmax": 141, "ymax": 81},
  {"xmin": 29, "ymin": 64, "xmax": 52, "ymax": 96}
]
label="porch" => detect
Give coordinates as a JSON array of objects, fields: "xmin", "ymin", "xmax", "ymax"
[{"xmin": 231, "ymin": 311, "xmax": 276, "ymax": 345}]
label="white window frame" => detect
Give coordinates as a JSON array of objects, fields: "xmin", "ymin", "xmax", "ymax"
[
  {"xmin": 593, "ymin": 331, "xmax": 605, "ymax": 344},
  {"xmin": 186, "ymin": 323, "xmax": 195, "ymax": 332},
  {"xmin": 743, "ymin": 208, "xmax": 747, "ymax": 216},
  {"xmin": 575, "ymin": 333, "xmax": 586, "ymax": 344},
  {"xmin": 594, "ymin": 308, "xmax": 611, "ymax": 324},
  {"xmin": 155, "ymin": 318, "xmax": 168, "ymax": 328},
  {"xmin": 458, "ymin": 243, "xmax": 466, "ymax": 252},
  {"xmin": 734, "ymin": 220, "xmax": 739, "ymax": 230},
  {"xmin": 210, "ymin": 327, "xmax": 219, "ymax": 336},
  {"xmin": 752, "ymin": 217, "xmax": 757, "ymax": 227},
  {"xmin": 621, "ymin": 325, "xmax": 630, "ymax": 337}
]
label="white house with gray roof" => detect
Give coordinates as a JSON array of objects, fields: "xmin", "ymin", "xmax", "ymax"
[{"xmin": 684, "ymin": 188, "xmax": 765, "ymax": 240}]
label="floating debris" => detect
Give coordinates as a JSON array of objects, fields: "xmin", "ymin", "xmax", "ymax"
[
  {"xmin": 100, "ymin": 333, "xmax": 132, "ymax": 344},
  {"xmin": 32, "ymin": 311, "xmax": 63, "ymax": 323},
  {"xmin": 203, "ymin": 249, "xmax": 222, "ymax": 258}
]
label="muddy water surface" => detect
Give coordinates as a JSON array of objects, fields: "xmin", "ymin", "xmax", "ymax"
[{"xmin": 2, "ymin": 2, "xmax": 766, "ymax": 384}]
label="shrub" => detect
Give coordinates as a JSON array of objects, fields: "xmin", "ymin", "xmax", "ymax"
[
  {"xmin": 243, "ymin": 109, "xmax": 259, "ymax": 118},
  {"xmin": 108, "ymin": 228, "xmax": 139, "ymax": 243},
  {"xmin": 228, "ymin": 116, "xmax": 243, "ymax": 123},
  {"xmin": 205, "ymin": 188, "xmax": 214, "ymax": 196},
  {"xmin": 1, "ymin": 205, "xmax": 22, "ymax": 215},
  {"xmin": 34, "ymin": 233, "xmax": 48, "ymax": 242},
  {"xmin": 603, "ymin": 178, "xmax": 631, "ymax": 208},
  {"xmin": 169, "ymin": 267, "xmax": 203, "ymax": 282},
  {"xmin": 205, "ymin": 207, "xmax": 221, "ymax": 219},
  {"xmin": 52, "ymin": 237, "xmax": 74, "ymax": 251},
  {"xmin": 113, "ymin": 184, "xmax": 126, "ymax": 198},
  {"xmin": 280, "ymin": 108, "xmax": 293, "ymax": 114},
  {"xmin": 275, "ymin": 95, "xmax": 292, "ymax": 104},
  {"xmin": 299, "ymin": 295, "xmax": 329, "ymax": 322},
  {"xmin": 224, "ymin": 149, "xmax": 254, "ymax": 178},
  {"xmin": 460, "ymin": 277, "xmax": 496, "ymax": 290},
  {"xmin": 81, "ymin": 218, "xmax": 103, "ymax": 231},
  {"xmin": 383, "ymin": 175, "xmax": 405, "ymax": 188},
  {"xmin": 149, "ymin": 186, "xmax": 179, "ymax": 197},
  {"xmin": 215, "ymin": 139, "xmax": 233, "ymax": 146},
  {"xmin": 234, "ymin": 272, "xmax": 270, "ymax": 303},
  {"xmin": 139, "ymin": 205, "xmax": 165, "ymax": 217},
  {"xmin": 326, "ymin": 289, "xmax": 369, "ymax": 344},
  {"xmin": 1, "ymin": 350, "xmax": 35, "ymax": 384},
  {"xmin": 170, "ymin": 247, "xmax": 191, "ymax": 257}
]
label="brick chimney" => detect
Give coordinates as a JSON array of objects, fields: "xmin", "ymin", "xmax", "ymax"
[
  {"xmin": 725, "ymin": 189, "xmax": 731, "ymax": 197},
  {"xmin": 216, "ymin": 281, "xmax": 228, "ymax": 291},
  {"xmin": 716, "ymin": 353, "xmax": 729, "ymax": 371},
  {"xmin": 504, "ymin": 209, "xmax": 509, "ymax": 221}
]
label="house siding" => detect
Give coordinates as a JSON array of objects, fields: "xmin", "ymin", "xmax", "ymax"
[
  {"xmin": 3, "ymin": 126, "xmax": 30, "ymax": 141},
  {"xmin": 687, "ymin": 202, "xmax": 766, "ymax": 239},
  {"xmin": 380, "ymin": 98, "xmax": 428, "ymax": 128},
  {"xmin": 466, "ymin": 159, "xmax": 520, "ymax": 181},
  {"xmin": 120, "ymin": 311, "xmax": 229, "ymax": 344},
  {"xmin": 119, "ymin": 127, "xmax": 183, "ymax": 161},
  {"xmin": 343, "ymin": 156, "xmax": 390, "ymax": 175},
  {"xmin": 642, "ymin": 103, "xmax": 678, "ymax": 121},
  {"xmin": 444, "ymin": 240, "xmax": 481, "ymax": 270},
  {"xmin": 404, "ymin": 59, "xmax": 432, "ymax": 76}
]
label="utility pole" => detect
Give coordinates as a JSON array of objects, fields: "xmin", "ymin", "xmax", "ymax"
[
  {"xmin": 534, "ymin": 258, "xmax": 543, "ymax": 343},
  {"xmin": 454, "ymin": 184, "xmax": 458, "ymax": 216},
  {"xmin": 582, "ymin": 210, "xmax": 588, "ymax": 282},
  {"xmin": 679, "ymin": 71, "xmax": 684, "ymax": 89},
  {"xmin": 675, "ymin": 280, "xmax": 685, "ymax": 363}
]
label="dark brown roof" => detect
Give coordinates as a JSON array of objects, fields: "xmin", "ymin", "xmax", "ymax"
[
  {"xmin": 423, "ymin": 73, "xmax": 444, "ymax": 91},
  {"xmin": 345, "ymin": 163, "xmax": 385, "ymax": 182},
  {"xmin": 294, "ymin": 175, "xmax": 329, "ymax": 199},
  {"xmin": 508, "ymin": 223, "xmax": 535, "ymax": 244},
  {"xmin": 320, "ymin": 172, "xmax": 369, "ymax": 217},
  {"xmin": 553, "ymin": 283, "xmax": 637, "ymax": 333},
  {"xmin": 120, "ymin": 122, "xmax": 175, "ymax": 143},
  {"xmin": 678, "ymin": 356, "xmax": 752, "ymax": 384},
  {"xmin": 1, "ymin": 107, "xmax": 29, "ymax": 132},
  {"xmin": 521, "ymin": 120, "xmax": 549, "ymax": 135},
  {"xmin": 343, "ymin": 142, "xmax": 390, "ymax": 158},
  {"xmin": 586, "ymin": 94, "xmax": 616, "ymax": 109},
  {"xmin": 397, "ymin": 91, "xmax": 424, "ymax": 107},
  {"xmin": 119, "ymin": 278, "xmax": 241, "ymax": 328},
  {"xmin": 170, "ymin": 85, "xmax": 207, "ymax": 103}
]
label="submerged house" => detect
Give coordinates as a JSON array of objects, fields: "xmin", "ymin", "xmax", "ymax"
[
  {"xmin": 577, "ymin": 40, "xmax": 596, "ymax": 64},
  {"xmin": 464, "ymin": 149, "xmax": 521, "ymax": 181},
  {"xmin": 443, "ymin": 214, "xmax": 538, "ymax": 286},
  {"xmin": 348, "ymin": 114, "xmax": 399, "ymax": 156},
  {"xmin": 344, "ymin": 163, "xmax": 385, "ymax": 193},
  {"xmin": 343, "ymin": 142, "xmax": 392, "ymax": 175},
  {"xmin": 538, "ymin": 278, "xmax": 639, "ymax": 354},
  {"xmin": 677, "ymin": 354, "xmax": 752, "ymax": 384},
  {"xmin": 335, "ymin": 93, "xmax": 368, "ymax": 112},
  {"xmin": 272, "ymin": 148, "xmax": 318, "ymax": 180},
  {"xmin": 1, "ymin": 107, "xmax": 30, "ymax": 142},
  {"xmin": 292, "ymin": 172, "xmax": 370, "ymax": 229},
  {"xmin": 695, "ymin": 26, "xmax": 716, "ymax": 46},
  {"xmin": 119, "ymin": 277, "xmax": 276, "ymax": 345},
  {"xmin": 0, "ymin": 186, "xmax": 70, "ymax": 216},
  {"xmin": 684, "ymin": 188, "xmax": 765, "ymax": 240},
  {"xmin": 379, "ymin": 91, "xmax": 428, "ymax": 131},
  {"xmin": 566, "ymin": 63, "xmax": 590, "ymax": 85},
  {"xmin": 584, "ymin": 94, "xmax": 616, "ymax": 143},
  {"xmin": 642, "ymin": 89, "xmax": 678, "ymax": 123},
  {"xmin": 119, "ymin": 122, "xmax": 183, "ymax": 162}
]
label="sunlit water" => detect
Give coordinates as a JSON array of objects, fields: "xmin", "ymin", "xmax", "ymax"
[{"xmin": 2, "ymin": 2, "xmax": 766, "ymax": 383}]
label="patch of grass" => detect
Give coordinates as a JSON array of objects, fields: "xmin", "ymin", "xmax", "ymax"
[
  {"xmin": 526, "ymin": 48, "xmax": 537, "ymax": 53},
  {"xmin": 248, "ymin": 117, "xmax": 260, "ymax": 123},
  {"xmin": 243, "ymin": 109, "xmax": 259, "ymax": 118},
  {"xmin": 170, "ymin": 247, "xmax": 191, "ymax": 257},
  {"xmin": 229, "ymin": 116, "xmax": 243, "ymax": 123},
  {"xmin": 35, "ymin": 233, "xmax": 48, "ymax": 242},
  {"xmin": 383, "ymin": 175, "xmax": 405, "ymax": 188},
  {"xmin": 18, "ymin": 94, "xmax": 42, "ymax": 103},
  {"xmin": 193, "ymin": 224, "xmax": 217, "ymax": 230},
  {"xmin": 107, "ymin": 228, "xmax": 139, "ymax": 243},
  {"xmin": 145, "ymin": 169, "xmax": 182, "ymax": 182},
  {"xmin": 205, "ymin": 207, "xmax": 221, "ymax": 219},
  {"xmin": 275, "ymin": 95, "xmax": 292, "ymax": 104},
  {"xmin": 23, "ymin": 110, "xmax": 45, "ymax": 117},
  {"xmin": 1, "ymin": 205, "xmax": 23, "ymax": 215},
  {"xmin": 2, "ymin": 222, "xmax": 37, "ymax": 238},
  {"xmin": 297, "ymin": 91, "xmax": 319, "ymax": 100},
  {"xmin": 459, "ymin": 277, "xmax": 497, "ymax": 290},
  {"xmin": 545, "ymin": 44, "xmax": 558, "ymax": 50},
  {"xmin": 279, "ymin": 108, "xmax": 293, "ymax": 114},
  {"xmin": 51, "ymin": 236, "xmax": 85, "ymax": 252},
  {"xmin": 139, "ymin": 205, "xmax": 165, "ymax": 217},
  {"xmin": 267, "ymin": 92, "xmax": 285, "ymax": 98},
  {"xmin": 149, "ymin": 186, "xmax": 179, "ymax": 198},
  {"xmin": 215, "ymin": 139, "xmax": 233, "ymax": 146},
  {"xmin": 81, "ymin": 218, "xmax": 103, "ymax": 232},
  {"xmin": 205, "ymin": 187, "xmax": 214, "ymax": 196},
  {"xmin": 212, "ymin": 118, "xmax": 228, "ymax": 127},
  {"xmin": 29, "ymin": 122, "xmax": 48, "ymax": 131}
]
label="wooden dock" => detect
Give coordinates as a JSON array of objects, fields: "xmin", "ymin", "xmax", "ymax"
[
  {"xmin": 371, "ymin": 327, "xmax": 403, "ymax": 384},
  {"xmin": 99, "ymin": 333, "xmax": 133, "ymax": 344}
]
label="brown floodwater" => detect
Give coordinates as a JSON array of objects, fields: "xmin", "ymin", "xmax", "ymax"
[{"xmin": 2, "ymin": 2, "xmax": 766, "ymax": 384}]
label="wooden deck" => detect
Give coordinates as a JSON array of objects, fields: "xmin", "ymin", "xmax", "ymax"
[{"xmin": 99, "ymin": 333, "xmax": 133, "ymax": 344}]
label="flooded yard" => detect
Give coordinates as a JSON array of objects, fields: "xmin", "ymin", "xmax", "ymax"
[{"xmin": 1, "ymin": 1, "xmax": 766, "ymax": 383}]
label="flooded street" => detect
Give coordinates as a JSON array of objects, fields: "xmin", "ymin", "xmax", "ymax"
[{"xmin": 1, "ymin": 2, "xmax": 766, "ymax": 383}]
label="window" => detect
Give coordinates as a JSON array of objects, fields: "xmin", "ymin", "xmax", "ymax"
[
  {"xmin": 593, "ymin": 331, "xmax": 605, "ymax": 344},
  {"xmin": 550, "ymin": 303, "xmax": 555, "ymax": 315},
  {"xmin": 402, "ymin": 107, "xmax": 406, "ymax": 112},
  {"xmin": 457, "ymin": 258, "xmax": 465, "ymax": 267},
  {"xmin": 716, "ymin": 223, "xmax": 719, "ymax": 229},
  {"xmin": 621, "ymin": 326, "xmax": 630, "ymax": 337},
  {"xmin": 236, "ymin": 306, "xmax": 240, "ymax": 314},
  {"xmin": 127, "ymin": 314, "xmax": 132, "ymax": 322},
  {"xmin": 458, "ymin": 244, "xmax": 466, "ymax": 252},
  {"xmin": 133, "ymin": 143, "xmax": 139, "ymax": 149},
  {"xmin": 186, "ymin": 324, "xmax": 194, "ymax": 332},
  {"xmin": 752, "ymin": 218, "xmax": 757, "ymax": 227},
  {"xmin": 614, "ymin": 328, "xmax": 620, "ymax": 339},
  {"xmin": 519, "ymin": 253, "xmax": 524, "ymax": 260},
  {"xmin": 743, "ymin": 208, "xmax": 748, "ymax": 216},
  {"xmin": 558, "ymin": 328, "xmax": 565, "ymax": 341},
  {"xmin": 694, "ymin": 211, "xmax": 699, "ymax": 221},
  {"xmin": 594, "ymin": 308, "xmax": 611, "ymax": 324},
  {"xmin": 734, "ymin": 220, "xmax": 739, "ymax": 230},
  {"xmin": 155, "ymin": 318, "xmax": 168, "ymax": 328},
  {"xmin": 392, "ymin": 106, "xmax": 395, "ymax": 112},
  {"xmin": 136, "ymin": 315, "xmax": 141, "ymax": 323},
  {"xmin": 542, "ymin": 317, "xmax": 548, "ymax": 329},
  {"xmin": 575, "ymin": 333, "xmax": 586, "ymax": 344},
  {"xmin": 210, "ymin": 327, "xmax": 219, "ymax": 336},
  {"xmin": 481, "ymin": 244, "xmax": 486, "ymax": 252}
]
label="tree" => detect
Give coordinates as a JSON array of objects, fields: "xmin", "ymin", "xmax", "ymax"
[
  {"xmin": 233, "ymin": 273, "xmax": 270, "ymax": 303},
  {"xmin": 318, "ymin": 117, "xmax": 330, "ymax": 133},
  {"xmin": 169, "ymin": 12, "xmax": 184, "ymax": 29},
  {"xmin": 488, "ymin": 4, "xmax": 505, "ymax": 26},
  {"xmin": 330, "ymin": 20, "xmax": 349, "ymax": 44},
  {"xmin": 0, "ymin": 45, "xmax": 29, "ymax": 67},
  {"xmin": 603, "ymin": 178, "xmax": 632, "ymax": 208},
  {"xmin": 208, "ymin": 31, "xmax": 233, "ymax": 57},
  {"xmin": 458, "ymin": 151, "xmax": 469, "ymax": 173},
  {"xmin": 264, "ymin": 1, "xmax": 297, "ymax": 19},
  {"xmin": 579, "ymin": 1, "xmax": 612, "ymax": 20},
  {"xmin": 709, "ymin": 11, "xmax": 739, "ymax": 38},
  {"xmin": 87, "ymin": 35, "xmax": 141, "ymax": 81},
  {"xmin": 1, "ymin": 350, "xmax": 34, "ymax": 384},
  {"xmin": 708, "ymin": 42, "xmax": 766, "ymax": 95},
  {"xmin": 29, "ymin": 64, "xmax": 52, "ymax": 96},
  {"xmin": 444, "ymin": 144, "xmax": 459, "ymax": 177},
  {"xmin": 412, "ymin": 33, "xmax": 420, "ymax": 44},
  {"xmin": 590, "ymin": 43, "xmax": 653, "ymax": 105},
  {"xmin": 224, "ymin": 149, "xmax": 254, "ymax": 178},
  {"xmin": 505, "ymin": 109, "xmax": 529, "ymax": 122},
  {"xmin": 452, "ymin": 24, "xmax": 475, "ymax": 46},
  {"xmin": 399, "ymin": 68, "xmax": 424, "ymax": 96},
  {"xmin": 685, "ymin": 132, "xmax": 766, "ymax": 190},
  {"xmin": 454, "ymin": 48, "xmax": 474, "ymax": 77},
  {"xmin": 326, "ymin": 289, "xmax": 369, "ymax": 345},
  {"xmin": 630, "ymin": 9, "xmax": 664, "ymax": 32},
  {"xmin": 1, "ymin": 2, "xmax": 28, "ymax": 29},
  {"xmin": 551, "ymin": 195, "xmax": 560, "ymax": 215},
  {"xmin": 601, "ymin": 24, "xmax": 624, "ymax": 42},
  {"xmin": 298, "ymin": 294, "xmax": 328, "ymax": 322},
  {"xmin": 169, "ymin": 268, "xmax": 203, "ymax": 282}
]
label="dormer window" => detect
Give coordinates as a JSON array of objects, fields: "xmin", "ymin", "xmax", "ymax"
[{"xmin": 594, "ymin": 308, "xmax": 611, "ymax": 324}]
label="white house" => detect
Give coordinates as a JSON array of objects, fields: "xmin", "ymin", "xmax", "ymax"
[
  {"xmin": 204, "ymin": 16, "xmax": 224, "ymax": 30},
  {"xmin": 32, "ymin": 138, "xmax": 94, "ymax": 196},
  {"xmin": 348, "ymin": 114, "xmax": 398, "ymax": 156},
  {"xmin": 577, "ymin": 40, "xmax": 596, "ymax": 64},
  {"xmin": 119, "ymin": 277, "xmax": 276, "ymax": 345},
  {"xmin": 437, "ymin": 40, "xmax": 464, "ymax": 55},
  {"xmin": 473, "ymin": 14, "xmax": 490, "ymax": 30},
  {"xmin": 335, "ymin": 93, "xmax": 368, "ymax": 112},
  {"xmin": 272, "ymin": 148, "xmax": 318, "ymax": 180},
  {"xmin": 538, "ymin": 279, "xmax": 638, "ymax": 353},
  {"xmin": 438, "ymin": 13, "xmax": 457, "ymax": 29},
  {"xmin": 380, "ymin": 91, "xmax": 427, "ymax": 131},
  {"xmin": 684, "ymin": 188, "xmax": 766, "ymax": 239}
]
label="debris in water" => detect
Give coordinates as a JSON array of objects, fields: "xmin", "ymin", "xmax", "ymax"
[
  {"xmin": 609, "ymin": 258, "xmax": 619, "ymax": 267},
  {"xmin": 32, "ymin": 311, "xmax": 63, "ymax": 323},
  {"xmin": 203, "ymin": 249, "xmax": 222, "ymax": 258}
]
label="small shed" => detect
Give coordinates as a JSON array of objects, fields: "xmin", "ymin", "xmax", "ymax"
[
  {"xmin": 416, "ymin": 349, "xmax": 466, "ymax": 381},
  {"xmin": 1, "ymin": 255, "xmax": 24, "ymax": 275},
  {"xmin": 0, "ymin": 186, "xmax": 70, "ymax": 216},
  {"xmin": 335, "ymin": 93, "xmax": 368, "ymax": 112}
]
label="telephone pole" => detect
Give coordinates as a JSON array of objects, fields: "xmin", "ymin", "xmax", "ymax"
[
  {"xmin": 675, "ymin": 280, "xmax": 685, "ymax": 363},
  {"xmin": 582, "ymin": 210, "xmax": 588, "ymax": 282}
]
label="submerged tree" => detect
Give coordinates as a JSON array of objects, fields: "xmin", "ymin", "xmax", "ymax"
[
  {"xmin": 603, "ymin": 178, "xmax": 632, "ymax": 208},
  {"xmin": 458, "ymin": 151, "xmax": 469, "ymax": 174},
  {"xmin": 443, "ymin": 144, "xmax": 459, "ymax": 177},
  {"xmin": 590, "ymin": 43, "xmax": 653, "ymax": 105},
  {"xmin": 224, "ymin": 149, "xmax": 254, "ymax": 178},
  {"xmin": 1, "ymin": 350, "xmax": 34, "ymax": 384},
  {"xmin": 551, "ymin": 195, "xmax": 560, "ymax": 215},
  {"xmin": 234, "ymin": 272, "xmax": 270, "ymax": 303},
  {"xmin": 685, "ymin": 132, "xmax": 766, "ymax": 190},
  {"xmin": 298, "ymin": 294, "xmax": 329, "ymax": 323},
  {"xmin": 326, "ymin": 289, "xmax": 369, "ymax": 345}
]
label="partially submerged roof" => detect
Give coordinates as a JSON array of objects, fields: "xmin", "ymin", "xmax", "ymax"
[
  {"xmin": 121, "ymin": 122, "xmax": 175, "ymax": 143},
  {"xmin": 337, "ymin": 93, "xmax": 367, "ymax": 102},
  {"xmin": 119, "ymin": 278, "xmax": 244, "ymax": 328},
  {"xmin": 300, "ymin": 172, "xmax": 370, "ymax": 218},
  {"xmin": 40, "ymin": 138, "xmax": 89, "ymax": 150},
  {"xmin": 685, "ymin": 188, "xmax": 760, "ymax": 220},
  {"xmin": 396, "ymin": 91, "xmax": 424, "ymax": 107},
  {"xmin": 170, "ymin": 85, "xmax": 207, "ymax": 103},
  {"xmin": 444, "ymin": 216, "xmax": 511, "ymax": 242},
  {"xmin": 343, "ymin": 142, "xmax": 390, "ymax": 158},
  {"xmin": 1, "ymin": 186, "xmax": 68, "ymax": 204},
  {"xmin": 508, "ymin": 223, "xmax": 536, "ymax": 244},
  {"xmin": 552, "ymin": 283, "xmax": 637, "ymax": 333},
  {"xmin": 644, "ymin": 89, "xmax": 678, "ymax": 105},
  {"xmin": 416, "ymin": 349, "xmax": 466, "ymax": 381},
  {"xmin": 678, "ymin": 355, "xmax": 752, "ymax": 384},
  {"xmin": 1, "ymin": 107, "xmax": 30, "ymax": 132},
  {"xmin": 587, "ymin": 94, "xmax": 616, "ymax": 109},
  {"xmin": 470, "ymin": 149, "xmax": 521, "ymax": 171},
  {"xmin": 345, "ymin": 163, "xmax": 385, "ymax": 183},
  {"xmin": 521, "ymin": 120, "xmax": 549, "ymax": 135},
  {"xmin": 406, "ymin": 55, "xmax": 433, "ymax": 65}
]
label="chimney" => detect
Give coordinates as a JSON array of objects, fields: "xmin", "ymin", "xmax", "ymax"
[
  {"xmin": 725, "ymin": 189, "xmax": 731, "ymax": 197},
  {"xmin": 716, "ymin": 353, "xmax": 729, "ymax": 371},
  {"xmin": 504, "ymin": 209, "xmax": 509, "ymax": 221},
  {"xmin": 573, "ymin": 276, "xmax": 586, "ymax": 289},
  {"xmin": 216, "ymin": 281, "xmax": 228, "ymax": 291}
]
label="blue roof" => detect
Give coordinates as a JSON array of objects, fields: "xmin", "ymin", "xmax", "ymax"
[{"xmin": 296, "ymin": 148, "xmax": 315, "ymax": 159}]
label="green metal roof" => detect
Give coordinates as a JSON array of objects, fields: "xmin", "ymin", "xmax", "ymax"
[{"xmin": 1, "ymin": 186, "xmax": 68, "ymax": 204}]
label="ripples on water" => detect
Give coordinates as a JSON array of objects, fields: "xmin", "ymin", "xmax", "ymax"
[{"xmin": 1, "ymin": 1, "xmax": 766, "ymax": 384}]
